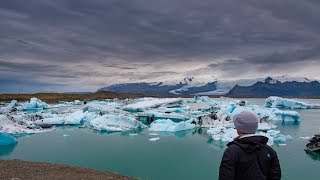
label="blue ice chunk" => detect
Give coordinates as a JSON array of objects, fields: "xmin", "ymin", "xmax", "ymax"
[
  {"xmin": 273, "ymin": 134, "xmax": 293, "ymax": 143},
  {"xmin": 0, "ymin": 133, "xmax": 18, "ymax": 146},
  {"xmin": 21, "ymin": 98, "xmax": 49, "ymax": 110},
  {"xmin": 149, "ymin": 119, "xmax": 198, "ymax": 132},
  {"xmin": 265, "ymin": 96, "xmax": 320, "ymax": 109}
]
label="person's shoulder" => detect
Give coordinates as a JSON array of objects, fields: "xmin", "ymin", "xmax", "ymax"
[
  {"xmin": 226, "ymin": 141, "xmax": 242, "ymax": 152},
  {"xmin": 264, "ymin": 144, "xmax": 278, "ymax": 155}
]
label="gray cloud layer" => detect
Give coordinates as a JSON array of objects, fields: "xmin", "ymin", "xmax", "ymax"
[{"xmin": 0, "ymin": 0, "xmax": 319, "ymax": 93}]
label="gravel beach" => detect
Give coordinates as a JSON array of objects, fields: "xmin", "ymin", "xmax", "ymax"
[{"xmin": 0, "ymin": 159, "xmax": 135, "ymax": 180}]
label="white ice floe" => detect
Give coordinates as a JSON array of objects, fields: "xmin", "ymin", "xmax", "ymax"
[
  {"xmin": 265, "ymin": 96, "xmax": 320, "ymax": 109},
  {"xmin": 216, "ymin": 102, "xmax": 300, "ymax": 122},
  {"xmin": 207, "ymin": 126, "xmax": 238, "ymax": 142},
  {"xmin": 149, "ymin": 133, "xmax": 159, "ymax": 136},
  {"xmin": 64, "ymin": 110, "xmax": 88, "ymax": 125},
  {"xmin": 149, "ymin": 137, "xmax": 160, "ymax": 141},
  {"xmin": 83, "ymin": 101, "xmax": 122, "ymax": 114},
  {"xmin": 138, "ymin": 111, "xmax": 190, "ymax": 123},
  {"xmin": 207, "ymin": 126, "xmax": 292, "ymax": 146},
  {"xmin": 21, "ymin": 98, "xmax": 49, "ymax": 111},
  {"xmin": 129, "ymin": 133, "xmax": 138, "ymax": 136},
  {"xmin": 299, "ymin": 136, "xmax": 311, "ymax": 140},
  {"xmin": 90, "ymin": 114, "xmax": 147, "ymax": 131},
  {"xmin": 149, "ymin": 119, "xmax": 198, "ymax": 132},
  {"xmin": 0, "ymin": 100, "xmax": 17, "ymax": 114},
  {"xmin": 35, "ymin": 116, "xmax": 65, "ymax": 125},
  {"xmin": 0, "ymin": 115, "xmax": 52, "ymax": 134},
  {"xmin": 73, "ymin": 100, "xmax": 82, "ymax": 105},
  {"xmin": 124, "ymin": 98, "xmax": 181, "ymax": 112}
]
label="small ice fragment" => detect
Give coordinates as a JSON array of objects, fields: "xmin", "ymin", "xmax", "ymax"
[
  {"xmin": 129, "ymin": 133, "xmax": 138, "ymax": 136},
  {"xmin": 149, "ymin": 137, "xmax": 160, "ymax": 141},
  {"xmin": 149, "ymin": 133, "xmax": 159, "ymax": 136},
  {"xmin": 278, "ymin": 144, "xmax": 287, "ymax": 146},
  {"xmin": 299, "ymin": 136, "xmax": 311, "ymax": 140},
  {"xmin": 63, "ymin": 134, "xmax": 70, "ymax": 137}
]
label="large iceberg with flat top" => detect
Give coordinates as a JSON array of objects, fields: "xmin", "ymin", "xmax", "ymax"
[
  {"xmin": 90, "ymin": 114, "xmax": 147, "ymax": 131},
  {"xmin": 149, "ymin": 119, "xmax": 198, "ymax": 132},
  {"xmin": 265, "ymin": 96, "xmax": 320, "ymax": 109},
  {"xmin": 124, "ymin": 98, "xmax": 182, "ymax": 112}
]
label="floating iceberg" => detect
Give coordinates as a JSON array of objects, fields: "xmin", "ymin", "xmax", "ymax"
[
  {"xmin": 0, "ymin": 100, "xmax": 17, "ymax": 114},
  {"xmin": 257, "ymin": 130, "xmax": 293, "ymax": 145},
  {"xmin": 73, "ymin": 100, "xmax": 82, "ymax": 105},
  {"xmin": 21, "ymin": 98, "xmax": 49, "ymax": 111},
  {"xmin": 149, "ymin": 137, "xmax": 160, "ymax": 141},
  {"xmin": 207, "ymin": 126, "xmax": 292, "ymax": 146},
  {"xmin": 124, "ymin": 98, "xmax": 182, "ymax": 112},
  {"xmin": 258, "ymin": 122, "xmax": 276, "ymax": 131},
  {"xmin": 0, "ymin": 133, "xmax": 18, "ymax": 146},
  {"xmin": 207, "ymin": 126, "xmax": 238, "ymax": 142},
  {"xmin": 254, "ymin": 107, "xmax": 300, "ymax": 122},
  {"xmin": 137, "ymin": 111, "xmax": 190, "ymax": 123},
  {"xmin": 64, "ymin": 110, "xmax": 88, "ymax": 125},
  {"xmin": 90, "ymin": 114, "xmax": 147, "ymax": 131},
  {"xmin": 36, "ymin": 116, "xmax": 65, "ymax": 125},
  {"xmin": 83, "ymin": 101, "xmax": 122, "ymax": 114},
  {"xmin": 156, "ymin": 106, "xmax": 191, "ymax": 114},
  {"xmin": 265, "ymin": 96, "xmax": 320, "ymax": 109},
  {"xmin": 216, "ymin": 103, "xmax": 300, "ymax": 122},
  {"xmin": 0, "ymin": 115, "xmax": 52, "ymax": 134},
  {"xmin": 149, "ymin": 119, "xmax": 198, "ymax": 132}
]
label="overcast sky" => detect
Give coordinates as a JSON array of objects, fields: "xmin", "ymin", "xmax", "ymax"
[{"xmin": 1, "ymin": 0, "xmax": 320, "ymax": 93}]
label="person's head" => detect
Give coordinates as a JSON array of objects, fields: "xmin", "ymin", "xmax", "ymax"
[{"xmin": 233, "ymin": 111, "xmax": 258, "ymax": 136}]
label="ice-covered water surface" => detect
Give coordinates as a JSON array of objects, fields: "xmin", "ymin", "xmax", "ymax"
[
  {"xmin": 0, "ymin": 97, "xmax": 300, "ymax": 145},
  {"xmin": 1, "ymin": 98, "xmax": 320, "ymax": 180}
]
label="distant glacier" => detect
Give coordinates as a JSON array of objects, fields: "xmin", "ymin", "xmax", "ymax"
[{"xmin": 97, "ymin": 76, "xmax": 320, "ymax": 97}]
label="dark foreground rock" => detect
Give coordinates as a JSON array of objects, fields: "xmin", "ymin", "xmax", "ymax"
[
  {"xmin": 0, "ymin": 159, "xmax": 135, "ymax": 180},
  {"xmin": 305, "ymin": 134, "xmax": 320, "ymax": 152}
]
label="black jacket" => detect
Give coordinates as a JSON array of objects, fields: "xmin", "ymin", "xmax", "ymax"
[{"xmin": 219, "ymin": 135, "xmax": 281, "ymax": 180}]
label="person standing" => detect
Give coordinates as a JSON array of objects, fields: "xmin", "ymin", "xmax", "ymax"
[{"xmin": 219, "ymin": 111, "xmax": 281, "ymax": 180}]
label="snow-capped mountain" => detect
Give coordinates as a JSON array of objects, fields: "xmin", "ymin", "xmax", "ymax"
[
  {"xmin": 97, "ymin": 76, "xmax": 218, "ymax": 95},
  {"xmin": 97, "ymin": 76, "xmax": 320, "ymax": 97},
  {"xmin": 227, "ymin": 76, "xmax": 320, "ymax": 97}
]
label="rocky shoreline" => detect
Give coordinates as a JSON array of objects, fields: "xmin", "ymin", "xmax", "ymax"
[{"xmin": 0, "ymin": 159, "xmax": 135, "ymax": 180}]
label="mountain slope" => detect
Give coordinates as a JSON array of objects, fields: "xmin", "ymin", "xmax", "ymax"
[
  {"xmin": 97, "ymin": 82, "xmax": 185, "ymax": 95},
  {"xmin": 227, "ymin": 77, "xmax": 320, "ymax": 97},
  {"xmin": 97, "ymin": 77, "xmax": 217, "ymax": 95}
]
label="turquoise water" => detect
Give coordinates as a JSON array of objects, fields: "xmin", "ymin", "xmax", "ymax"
[{"xmin": 1, "ymin": 98, "xmax": 320, "ymax": 180}]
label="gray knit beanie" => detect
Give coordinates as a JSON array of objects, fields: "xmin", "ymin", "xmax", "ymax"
[{"xmin": 233, "ymin": 111, "xmax": 258, "ymax": 134}]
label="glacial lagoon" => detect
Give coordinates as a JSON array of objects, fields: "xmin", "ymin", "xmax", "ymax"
[{"xmin": 1, "ymin": 98, "xmax": 320, "ymax": 180}]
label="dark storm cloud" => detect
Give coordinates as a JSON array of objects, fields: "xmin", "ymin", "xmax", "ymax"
[
  {"xmin": 207, "ymin": 45, "xmax": 320, "ymax": 77},
  {"xmin": 1, "ymin": 0, "xmax": 319, "ymax": 61},
  {"xmin": 0, "ymin": 0, "xmax": 320, "ymax": 92}
]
